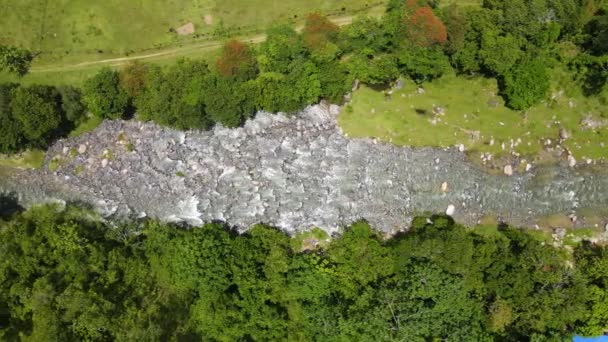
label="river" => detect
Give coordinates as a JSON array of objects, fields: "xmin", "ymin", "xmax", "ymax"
[{"xmin": 1, "ymin": 105, "xmax": 607, "ymax": 234}]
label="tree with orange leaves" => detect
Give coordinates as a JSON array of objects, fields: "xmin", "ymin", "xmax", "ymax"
[
  {"xmin": 404, "ymin": 1, "xmax": 447, "ymax": 47},
  {"xmin": 216, "ymin": 40, "xmax": 257, "ymax": 80},
  {"xmin": 302, "ymin": 12, "xmax": 339, "ymax": 51}
]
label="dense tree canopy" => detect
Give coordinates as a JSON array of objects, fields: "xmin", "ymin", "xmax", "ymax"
[
  {"xmin": 83, "ymin": 67, "xmax": 130, "ymax": 120},
  {"xmin": 1, "ymin": 205, "xmax": 607, "ymax": 340}
]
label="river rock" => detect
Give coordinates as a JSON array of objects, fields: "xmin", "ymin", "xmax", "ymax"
[
  {"xmin": 568, "ymin": 155, "xmax": 576, "ymax": 168},
  {"xmin": 3, "ymin": 104, "xmax": 608, "ymax": 234},
  {"xmin": 446, "ymin": 205, "xmax": 456, "ymax": 216}
]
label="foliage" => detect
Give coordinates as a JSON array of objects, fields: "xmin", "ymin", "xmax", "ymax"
[
  {"xmin": 135, "ymin": 60, "xmax": 212, "ymax": 130},
  {"xmin": 398, "ymin": 46, "xmax": 452, "ymax": 82},
  {"xmin": 0, "ymin": 83, "xmax": 22, "ymax": 153},
  {"xmin": 501, "ymin": 58, "xmax": 550, "ymax": 110},
  {"xmin": 405, "ymin": 2, "xmax": 448, "ymax": 47},
  {"xmin": 1, "ymin": 205, "xmax": 607, "ymax": 340},
  {"xmin": 216, "ymin": 40, "xmax": 258, "ymax": 80},
  {"xmin": 83, "ymin": 67, "xmax": 130, "ymax": 119},
  {"xmin": 119, "ymin": 61, "xmax": 148, "ymax": 98},
  {"xmin": 10, "ymin": 85, "xmax": 64, "ymax": 146},
  {"xmin": 302, "ymin": 12, "xmax": 340, "ymax": 52},
  {"xmin": 201, "ymin": 74, "xmax": 256, "ymax": 127},
  {"xmin": 0, "ymin": 46, "xmax": 33, "ymax": 76}
]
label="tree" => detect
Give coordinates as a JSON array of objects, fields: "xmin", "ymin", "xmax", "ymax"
[
  {"xmin": 83, "ymin": 67, "xmax": 130, "ymax": 119},
  {"xmin": 0, "ymin": 46, "xmax": 34, "ymax": 76},
  {"xmin": 398, "ymin": 46, "xmax": 452, "ymax": 82},
  {"xmin": 258, "ymin": 25, "xmax": 307, "ymax": 73},
  {"xmin": 442, "ymin": 4, "xmax": 468, "ymax": 55},
  {"xmin": 302, "ymin": 12, "xmax": 339, "ymax": 51},
  {"xmin": 339, "ymin": 17, "xmax": 392, "ymax": 55},
  {"xmin": 317, "ymin": 61, "xmax": 353, "ymax": 103},
  {"xmin": 405, "ymin": 4, "xmax": 448, "ymax": 47},
  {"xmin": 136, "ymin": 60, "xmax": 212, "ymax": 130},
  {"xmin": 585, "ymin": 13, "xmax": 608, "ymax": 55},
  {"xmin": 202, "ymin": 74, "xmax": 256, "ymax": 127},
  {"xmin": 119, "ymin": 61, "xmax": 149, "ymax": 98},
  {"xmin": 346, "ymin": 54, "xmax": 399, "ymax": 85},
  {"xmin": 10, "ymin": 85, "xmax": 64, "ymax": 146},
  {"xmin": 57, "ymin": 86, "xmax": 86, "ymax": 126},
  {"xmin": 0, "ymin": 83, "xmax": 23, "ymax": 153},
  {"xmin": 254, "ymin": 59, "xmax": 321, "ymax": 113},
  {"xmin": 501, "ymin": 58, "xmax": 550, "ymax": 110},
  {"xmin": 216, "ymin": 40, "xmax": 258, "ymax": 80},
  {"xmin": 479, "ymin": 31, "xmax": 523, "ymax": 75}
]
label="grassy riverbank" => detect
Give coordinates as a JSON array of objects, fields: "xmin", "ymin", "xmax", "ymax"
[{"xmin": 340, "ymin": 71, "xmax": 608, "ymax": 163}]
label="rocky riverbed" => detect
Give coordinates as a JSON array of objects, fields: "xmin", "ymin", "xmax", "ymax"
[{"xmin": 1, "ymin": 105, "xmax": 607, "ymax": 234}]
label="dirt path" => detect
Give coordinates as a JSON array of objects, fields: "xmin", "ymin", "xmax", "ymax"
[{"xmin": 30, "ymin": 16, "xmax": 355, "ymax": 73}]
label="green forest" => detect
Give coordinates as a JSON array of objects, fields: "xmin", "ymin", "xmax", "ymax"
[{"xmin": 0, "ymin": 203, "xmax": 607, "ymax": 341}]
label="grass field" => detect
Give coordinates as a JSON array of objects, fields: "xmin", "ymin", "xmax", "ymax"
[
  {"xmin": 0, "ymin": 0, "xmax": 386, "ymax": 66},
  {"xmin": 0, "ymin": 150, "xmax": 45, "ymax": 169},
  {"xmin": 340, "ymin": 71, "xmax": 608, "ymax": 164}
]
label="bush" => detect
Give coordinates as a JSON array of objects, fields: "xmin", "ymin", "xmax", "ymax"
[{"xmin": 501, "ymin": 58, "xmax": 550, "ymax": 110}]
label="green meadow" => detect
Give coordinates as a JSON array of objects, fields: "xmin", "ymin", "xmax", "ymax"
[
  {"xmin": 340, "ymin": 70, "xmax": 608, "ymax": 164},
  {"xmin": 0, "ymin": 0, "xmax": 385, "ymax": 65}
]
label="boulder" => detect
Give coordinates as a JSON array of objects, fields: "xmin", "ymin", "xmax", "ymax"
[
  {"xmin": 503, "ymin": 165, "xmax": 513, "ymax": 176},
  {"xmin": 78, "ymin": 144, "xmax": 87, "ymax": 154},
  {"xmin": 446, "ymin": 205, "xmax": 456, "ymax": 216},
  {"xmin": 567, "ymin": 155, "xmax": 576, "ymax": 168},
  {"xmin": 559, "ymin": 128, "xmax": 570, "ymax": 140}
]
